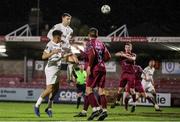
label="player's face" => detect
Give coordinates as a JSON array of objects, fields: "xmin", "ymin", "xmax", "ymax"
[
  {"xmin": 79, "ymin": 64, "xmax": 84, "ymax": 70},
  {"xmin": 125, "ymin": 45, "xmax": 132, "ymax": 53},
  {"xmin": 149, "ymin": 60, "xmax": 155, "ymax": 67},
  {"xmin": 54, "ymin": 35, "xmax": 61, "ymax": 43},
  {"xmin": 62, "ymin": 16, "xmax": 71, "ymax": 26}
]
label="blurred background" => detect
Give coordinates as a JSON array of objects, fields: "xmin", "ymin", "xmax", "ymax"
[{"xmin": 0, "ymin": 0, "xmax": 180, "ymax": 36}]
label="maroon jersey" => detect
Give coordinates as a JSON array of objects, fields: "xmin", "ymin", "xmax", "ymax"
[
  {"xmin": 133, "ymin": 65, "xmax": 144, "ymax": 93},
  {"xmin": 120, "ymin": 52, "xmax": 136, "ymax": 74},
  {"xmin": 133, "ymin": 65, "xmax": 143, "ymax": 80},
  {"xmin": 85, "ymin": 38, "xmax": 108, "ymax": 88},
  {"xmin": 79, "ymin": 49, "xmax": 88, "ymax": 69},
  {"xmin": 85, "ymin": 38, "xmax": 106, "ymax": 72}
]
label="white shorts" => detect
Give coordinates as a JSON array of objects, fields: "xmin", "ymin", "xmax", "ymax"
[
  {"xmin": 141, "ymin": 80, "xmax": 155, "ymax": 92},
  {"xmin": 45, "ymin": 65, "xmax": 60, "ymax": 85}
]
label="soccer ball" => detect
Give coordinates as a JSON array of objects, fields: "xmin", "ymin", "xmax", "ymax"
[{"xmin": 101, "ymin": 5, "xmax": 111, "ymax": 14}]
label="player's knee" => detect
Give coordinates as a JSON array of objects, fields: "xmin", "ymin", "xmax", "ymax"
[
  {"xmin": 98, "ymin": 88, "xmax": 105, "ymax": 95},
  {"xmin": 125, "ymin": 92, "xmax": 130, "ymax": 97},
  {"xmin": 77, "ymin": 92, "xmax": 82, "ymax": 97},
  {"xmin": 118, "ymin": 87, "xmax": 123, "ymax": 93},
  {"xmin": 129, "ymin": 88, "xmax": 135, "ymax": 94},
  {"xmin": 86, "ymin": 87, "xmax": 93, "ymax": 95},
  {"xmin": 141, "ymin": 92, "xmax": 147, "ymax": 98},
  {"xmin": 47, "ymin": 85, "xmax": 53, "ymax": 93},
  {"xmin": 151, "ymin": 89, "xmax": 156, "ymax": 94}
]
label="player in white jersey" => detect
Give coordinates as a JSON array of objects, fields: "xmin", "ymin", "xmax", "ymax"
[
  {"xmin": 34, "ymin": 30, "xmax": 69, "ymax": 117},
  {"xmin": 47, "ymin": 13, "xmax": 73, "ymax": 49},
  {"xmin": 141, "ymin": 59, "xmax": 159, "ymax": 105},
  {"xmin": 47, "ymin": 13, "xmax": 78, "ymax": 83}
]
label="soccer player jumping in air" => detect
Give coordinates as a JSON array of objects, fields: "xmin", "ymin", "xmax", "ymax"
[
  {"xmin": 47, "ymin": 13, "xmax": 78, "ymax": 84},
  {"xmin": 34, "ymin": 30, "xmax": 69, "ymax": 117},
  {"xmin": 111, "ymin": 43, "xmax": 136, "ymax": 109}
]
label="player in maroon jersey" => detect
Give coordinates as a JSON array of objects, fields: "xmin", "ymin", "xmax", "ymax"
[
  {"xmin": 111, "ymin": 43, "xmax": 137, "ymax": 108},
  {"xmin": 125, "ymin": 64, "xmax": 145, "ymax": 112},
  {"xmin": 125, "ymin": 64, "xmax": 161, "ymax": 112},
  {"xmin": 85, "ymin": 28, "xmax": 111, "ymax": 121}
]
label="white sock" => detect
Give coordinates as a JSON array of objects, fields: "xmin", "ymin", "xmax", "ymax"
[
  {"xmin": 154, "ymin": 104, "xmax": 160, "ymax": 109},
  {"xmin": 35, "ymin": 97, "xmax": 43, "ymax": 107},
  {"xmin": 96, "ymin": 106, "xmax": 101, "ymax": 111},
  {"xmin": 81, "ymin": 110, "xmax": 87, "ymax": 113},
  {"xmin": 128, "ymin": 98, "xmax": 133, "ymax": 103},
  {"xmin": 92, "ymin": 107, "xmax": 97, "ymax": 112},
  {"xmin": 48, "ymin": 108, "xmax": 52, "ymax": 111},
  {"xmin": 47, "ymin": 100, "xmax": 53, "ymax": 109},
  {"xmin": 103, "ymin": 109, "xmax": 107, "ymax": 112},
  {"xmin": 131, "ymin": 102, "xmax": 136, "ymax": 106}
]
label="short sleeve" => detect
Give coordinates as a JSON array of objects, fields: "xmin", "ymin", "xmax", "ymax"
[
  {"xmin": 47, "ymin": 24, "xmax": 60, "ymax": 40},
  {"xmin": 84, "ymin": 71, "xmax": 87, "ymax": 78},
  {"xmin": 44, "ymin": 43, "xmax": 52, "ymax": 53},
  {"xmin": 143, "ymin": 67, "xmax": 148, "ymax": 74}
]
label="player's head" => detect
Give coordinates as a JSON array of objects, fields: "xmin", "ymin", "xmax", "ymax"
[
  {"xmin": 124, "ymin": 42, "xmax": 132, "ymax": 53},
  {"xmin": 83, "ymin": 38, "xmax": 89, "ymax": 46},
  {"xmin": 88, "ymin": 27, "xmax": 98, "ymax": 38},
  {"xmin": 79, "ymin": 64, "xmax": 84, "ymax": 71},
  {"xmin": 149, "ymin": 59, "xmax": 155, "ymax": 67},
  {"xmin": 62, "ymin": 13, "xmax": 71, "ymax": 26},
  {"xmin": 52, "ymin": 30, "xmax": 62, "ymax": 43}
]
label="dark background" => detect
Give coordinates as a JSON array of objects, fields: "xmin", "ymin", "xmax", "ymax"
[{"xmin": 0, "ymin": 0, "xmax": 180, "ymax": 36}]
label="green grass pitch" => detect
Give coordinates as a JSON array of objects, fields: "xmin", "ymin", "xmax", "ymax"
[{"xmin": 0, "ymin": 102, "xmax": 180, "ymax": 121}]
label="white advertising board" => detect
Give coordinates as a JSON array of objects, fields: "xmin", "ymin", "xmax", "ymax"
[
  {"xmin": 0, "ymin": 88, "xmax": 43, "ymax": 101},
  {"xmin": 123, "ymin": 93, "xmax": 171, "ymax": 106}
]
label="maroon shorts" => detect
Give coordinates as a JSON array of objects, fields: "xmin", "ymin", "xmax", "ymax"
[
  {"xmin": 86, "ymin": 70, "xmax": 106, "ymax": 88},
  {"xmin": 119, "ymin": 72, "xmax": 135, "ymax": 88},
  {"xmin": 135, "ymin": 80, "xmax": 145, "ymax": 93},
  {"xmin": 126, "ymin": 80, "xmax": 144, "ymax": 93}
]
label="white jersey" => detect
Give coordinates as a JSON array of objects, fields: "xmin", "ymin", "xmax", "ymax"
[
  {"xmin": 44, "ymin": 40, "xmax": 63, "ymax": 67},
  {"xmin": 141, "ymin": 66, "xmax": 155, "ymax": 92},
  {"xmin": 47, "ymin": 23, "xmax": 73, "ymax": 49},
  {"xmin": 142, "ymin": 66, "xmax": 155, "ymax": 82}
]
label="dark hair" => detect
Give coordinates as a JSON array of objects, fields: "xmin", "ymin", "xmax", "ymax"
[
  {"xmin": 84, "ymin": 38, "xmax": 89, "ymax": 41},
  {"xmin": 52, "ymin": 30, "xmax": 62, "ymax": 37},
  {"xmin": 62, "ymin": 13, "xmax": 71, "ymax": 18},
  {"xmin": 125, "ymin": 42, "xmax": 132, "ymax": 47},
  {"xmin": 149, "ymin": 59, "xmax": 155, "ymax": 62},
  {"xmin": 89, "ymin": 27, "xmax": 98, "ymax": 38}
]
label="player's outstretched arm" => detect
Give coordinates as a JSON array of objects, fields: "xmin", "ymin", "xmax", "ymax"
[
  {"xmin": 63, "ymin": 53, "xmax": 79, "ymax": 64},
  {"xmin": 42, "ymin": 49, "xmax": 60, "ymax": 60},
  {"xmin": 104, "ymin": 47, "xmax": 111, "ymax": 62},
  {"xmin": 72, "ymin": 45, "xmax": 87, "ymax": 57},
  {"xmin": 141, "ymin": 71, "xmax": 148, "ymax": 81},
  {"xmin": 86, "ymin": 49, "xmax": 95, "ymax": 76},
  {"xmin": 115, "ymin": 51, "xmax": 123, "ymax": 57},
  {"xmin": 122, "ymin": 53, "xmax": 136, "ymax": 61}
]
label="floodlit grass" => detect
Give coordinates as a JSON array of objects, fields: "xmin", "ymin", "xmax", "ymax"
[{"xmin": 0, "ymin": 102, "xmax": 179, "ymax": 121}]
